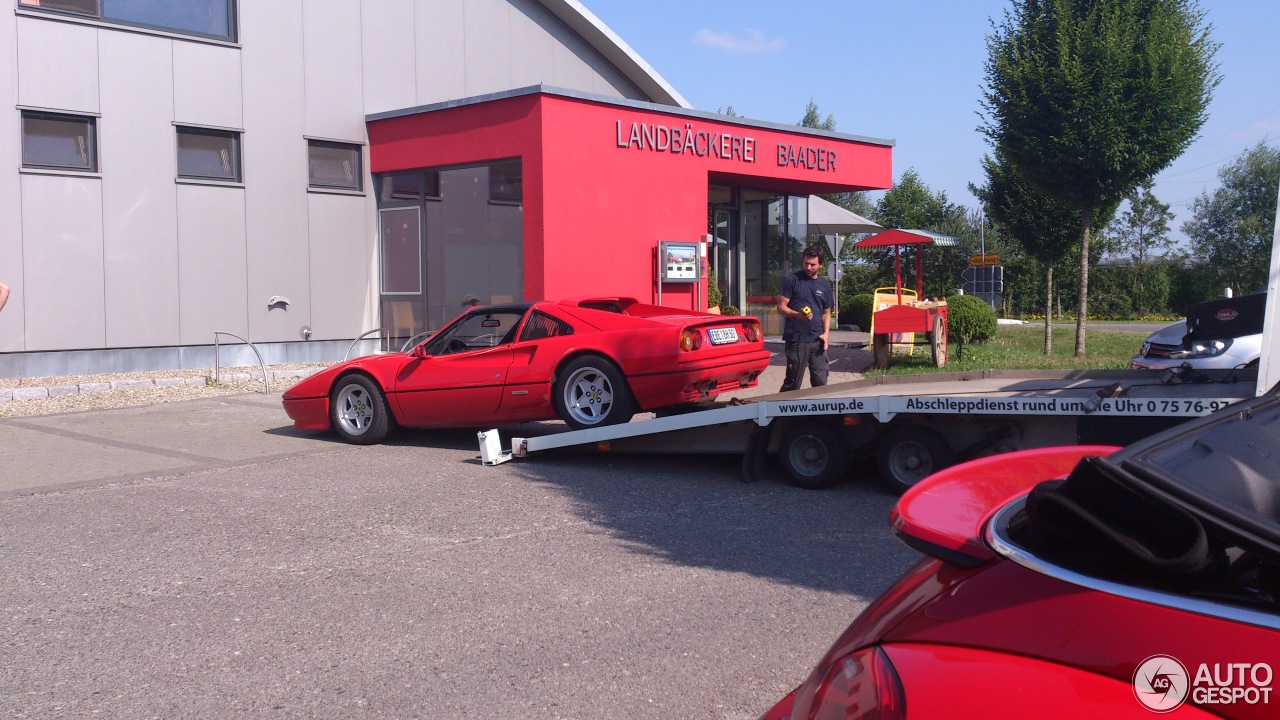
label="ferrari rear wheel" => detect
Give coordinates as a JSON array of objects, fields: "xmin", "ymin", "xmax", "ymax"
[
  {"xmin": 331, "ymin": 374, "xmax": 395, "ymax": 445},
  {"xmin": 554, "ymin": 355, "xmax": 635, "ymax": 430}
]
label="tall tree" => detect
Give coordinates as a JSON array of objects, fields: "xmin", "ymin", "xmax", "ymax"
[
  {"xmin": 973, "ymin": 151, "xmax": 1090, "ymax": 353},
  {"xmin": 1183, "ymin": 141, "xmax": 1280, "ymax": 295},
  {"xmin": 981, "ymin": 0, "xmax": 1219, "ymax": 356},
  {"xmin": 1102, "ymin": 179, "xmax": 1177, "ymax": 312},
  {"xmin": 799, "ymin": 97, "xmax": 836, "ymax": 131}
]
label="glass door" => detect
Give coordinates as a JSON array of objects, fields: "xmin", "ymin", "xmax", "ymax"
[
  {"xmin": 378, "ymin": 206, "xmax": 424, "ymax": 349},
  {"xmin": 712, "ymin": 207, "xmax": 740, "ymax": 311}
]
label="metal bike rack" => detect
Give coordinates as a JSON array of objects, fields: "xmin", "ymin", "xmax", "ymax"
[
  {"xmin": 344, "ymin": 328, "xmax": 389, "ymax": 361},
  {"xmin": 400, "ymin": 331, "xmax": 432, "ymax": 353},
  {"xmin": 212, "ymin": 331, "xmax": 270, "ymax": 393}
]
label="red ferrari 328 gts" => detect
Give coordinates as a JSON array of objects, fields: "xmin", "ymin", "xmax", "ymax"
[{"xmin": 283, "ymin": 297, "xmax": 769, "ymax": 444}]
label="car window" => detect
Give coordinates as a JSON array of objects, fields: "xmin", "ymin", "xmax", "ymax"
[
  {"xmin": 519, "ymin": 311, "xmax": 574, "ymax": 342},
  {"xmin": 423, "ymin": 310, "xmax": 526, "ymax": 355}
]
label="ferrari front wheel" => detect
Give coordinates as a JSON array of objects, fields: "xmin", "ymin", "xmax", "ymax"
[
  {"xmin": 554, "ymin": 355, "xmax": 635, "ymax": 430},
  {"xmin": 331, "ymin": 374, "xmax": 395, "ymax": 444}
]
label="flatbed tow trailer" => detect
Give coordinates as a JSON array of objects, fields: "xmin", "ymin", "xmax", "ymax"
[
  {"xmin": 479, "ymin": 367, "xmax": 1253, "ymax": 492},
  {"xmin": 481, "ymin": 182, "xmax": 1280, "ymax": 492}
]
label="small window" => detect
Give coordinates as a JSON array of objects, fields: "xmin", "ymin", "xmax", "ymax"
[
  {"xmin": 176, "ymin": 126, "xmax": 241, "ymax": 182},
  {"xmin": 308, "ymin": 140, "xmax": 362, "ymax": 191},
  {"xmin": 519, "ymin": 311, "xmax": 574, "ymax": 342},
  {"xmin": 19, "ymin": 0, "xmax": 98, "ymax": 15},
  {"xmin": 21, "ymin": 111, "xmax": 97, "ymax": 172},
  {"xmin": 19, "ymin": 0, "xmax": 237, "ymax": 42},
  {"xmin": 489, "ymin": 161, "xmax": 522, "ymax": 205}
]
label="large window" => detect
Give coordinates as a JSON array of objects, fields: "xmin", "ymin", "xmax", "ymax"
[
  {"xmin": 380, "ymin": 208, "xmax": 422, "ymax": 295},
  {"xmin": 18, "ymin": 0, "xmax": 238, "ymax": 42},
  {"xmin": 21, "ymin": 111, "xmax": 97, "ymax": 172},
  {"xmin": 176, "ymin": 126, "xmax": 241, "ymax": 183},
  {"xmin": 308, "ymin": 140, "xmax": 363, "ymax": 192},
  {"xmin": 375, "ymin": 161, "xmax": 525, "ymax": 339}
]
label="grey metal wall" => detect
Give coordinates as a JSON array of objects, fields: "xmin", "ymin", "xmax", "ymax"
[{"xmin": 0, "ymin": 0, "xmax": 648, "ymax": 373}]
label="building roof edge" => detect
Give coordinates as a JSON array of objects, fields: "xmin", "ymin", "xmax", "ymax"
[
  {"xmin": 537, "ymin": 0, "xmax": 691, "ymax": 109},
  {"xmin": 366, "ymin": 85, "xmax": 896, "ymax": 148}
]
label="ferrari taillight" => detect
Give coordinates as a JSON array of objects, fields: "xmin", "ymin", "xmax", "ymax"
[
  {"xmin": 794, "ymin": 646, "xmax": 905, "ymax": 720},
  {"xmin": 679, "ymin": 329, "xmax": 703, "ymax": 351},
  {"xmin": 745, "ymin": 322, "xmax": 762, "ymax": 343}
]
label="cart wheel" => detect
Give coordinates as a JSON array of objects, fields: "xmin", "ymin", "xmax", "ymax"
[
  {"xmin": 929, "ymin": 315, "xmax": 947, "ymax": 367},
  {"xmin": 873, "ymin": 334, "xmax": 891, "ymax": 369},
  {"xmin": 779, "ymin": 421, "xmax": 849, "ymax": 490},
  {"xmin": 876, "ymin": 425, "xmax": 955, "ymax": 493}
]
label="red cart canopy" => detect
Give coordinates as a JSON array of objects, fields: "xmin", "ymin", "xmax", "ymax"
[{"xmin": 853, "ymin": 228, "xmax": 960, "ymax": 249}]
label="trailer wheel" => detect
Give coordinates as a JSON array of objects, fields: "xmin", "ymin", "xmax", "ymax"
[
  {"xmin": 779, "ymin": 421, "xmax": 849, "ymax": 490},
  {"xmin": 873, "ymin": 334, "xmax": 891, "ymax": 369},
  {"xmin": 877, "ymin": 425, "xmax": 955, "ymax": 493},
  {"xmin": 929, "ymin": 316, "xmax": 947, "ymax": 367}
]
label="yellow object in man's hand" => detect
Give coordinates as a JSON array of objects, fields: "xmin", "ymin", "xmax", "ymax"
[{"xmin": 802, "ymin": 305, "xmax": 812, "ymax": 318}]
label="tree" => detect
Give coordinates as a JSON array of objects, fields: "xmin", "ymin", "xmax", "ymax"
[
  {"xmin": 1183, "ymin": 141, "xmax": 1280, "ymax": 296},
  {"xmin": 1102, "ymin": 179, "xmax": 1177, "ymax": 312},
  {"xmin": 973, "ymin": 150, "xmax": 1095, "ymax": 353},
  {"xmin": 982, "ymin": 0, "xmax": 1219, "ymax": 356},
  {"xmin": 799, "ymin": 97, "xmax": 836, "ymax": 131}
]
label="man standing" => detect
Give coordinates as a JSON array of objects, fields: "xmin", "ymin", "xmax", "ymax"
[{"xmin": 776, "ymin": 245, "xmax": 832, "ymax": 391}]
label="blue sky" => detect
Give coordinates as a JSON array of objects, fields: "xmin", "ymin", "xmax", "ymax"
[{"xmin": 582, "ymin": 0, "xmax": 1280, "ymax": 246}]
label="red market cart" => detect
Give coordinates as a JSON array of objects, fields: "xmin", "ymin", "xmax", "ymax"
[{"xmin": 853, "ymin": 228, "xmax": 958, "ymax": 369}]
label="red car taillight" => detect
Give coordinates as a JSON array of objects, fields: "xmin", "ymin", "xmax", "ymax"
[
  {"xmin": 679, "ymin": 329, "xmax": 703, "ymax": 351},
  {"xmin": 794, "ymin": 646, "xmax": 905, "ymax": 720},
  {"xmin": 745, "ymin": 322, "xmax": 762, "ymax": 343}
]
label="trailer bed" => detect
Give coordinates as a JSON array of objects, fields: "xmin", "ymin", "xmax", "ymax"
[{"xmin": 479, "ymin": 368, "xmax": 1253, "ymax": 491}]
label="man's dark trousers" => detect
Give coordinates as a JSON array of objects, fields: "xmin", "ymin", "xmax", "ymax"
[{"xmin": 780, "ymin": 340, "xmax": 828, "ymax": 392}]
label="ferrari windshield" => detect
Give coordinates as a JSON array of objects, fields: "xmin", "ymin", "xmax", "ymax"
[{"xmin": 423, "ymin": 309, "xmax": 527, "ymax": 355}]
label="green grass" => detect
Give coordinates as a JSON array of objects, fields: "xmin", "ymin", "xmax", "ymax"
[{"xmin": 874, "ymin": 324, "xmax": 1146, "ymax": 375}]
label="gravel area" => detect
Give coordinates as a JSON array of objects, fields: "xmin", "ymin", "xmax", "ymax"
[
  {"xmin": 0, "ymin": 343, "xmax": 874, "ymax": 420},
  {"xmin": 0, "ymin": 364, "xmax": 327, "ymax": 419}
]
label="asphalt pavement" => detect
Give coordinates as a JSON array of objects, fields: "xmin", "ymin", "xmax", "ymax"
[{"xmin": 0, "ymin": 378, "xmax": 917, "ymax": 719}]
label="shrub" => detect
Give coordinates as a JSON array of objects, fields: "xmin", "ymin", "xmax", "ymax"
[
  {"xmin": 946, "ymin": 295, "xmax": 998, "ymax": 347},
  {"xmin": 840, "ymin": 293, "xmax": 874, "ymax": 331},
  {"xmin": 707, "ymin": 281, "xmax": 723, "ymax": 308},
  {"xmin": 721, "ymin": 304, "xmax": 741, "ymax": 317}
]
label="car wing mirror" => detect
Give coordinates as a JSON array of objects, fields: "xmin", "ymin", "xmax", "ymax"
[{"xmin": 412, "ymin": 344, "xmax": 430, "ymax": 359}]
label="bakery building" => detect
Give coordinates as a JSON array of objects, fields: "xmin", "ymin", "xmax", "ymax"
[{"xmin": 0, "ymin": 0, "xmax": 893, "ymax": 377}]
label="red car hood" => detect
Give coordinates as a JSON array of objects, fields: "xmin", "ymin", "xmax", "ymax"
[
  {"xmin": 889, "ymin": 445, "xmax": 1120, "ymax": 566},
  {"xmin": 281, "ymin": 353, "xmax": 412, "ymax": 400}
]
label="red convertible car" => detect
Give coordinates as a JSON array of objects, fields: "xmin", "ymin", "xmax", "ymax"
[
  {"xmin": 283, "ymin": 298, "xmax": 769, "ymax": 443},
  {"xmin": 761, "ymin": 387, "xmax": 1280, "ymax": 719}
]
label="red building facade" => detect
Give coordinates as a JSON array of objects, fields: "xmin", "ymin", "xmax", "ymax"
[{"xmin": 366, "ymin": 86, "xmax": 893, "ymax": 340}]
